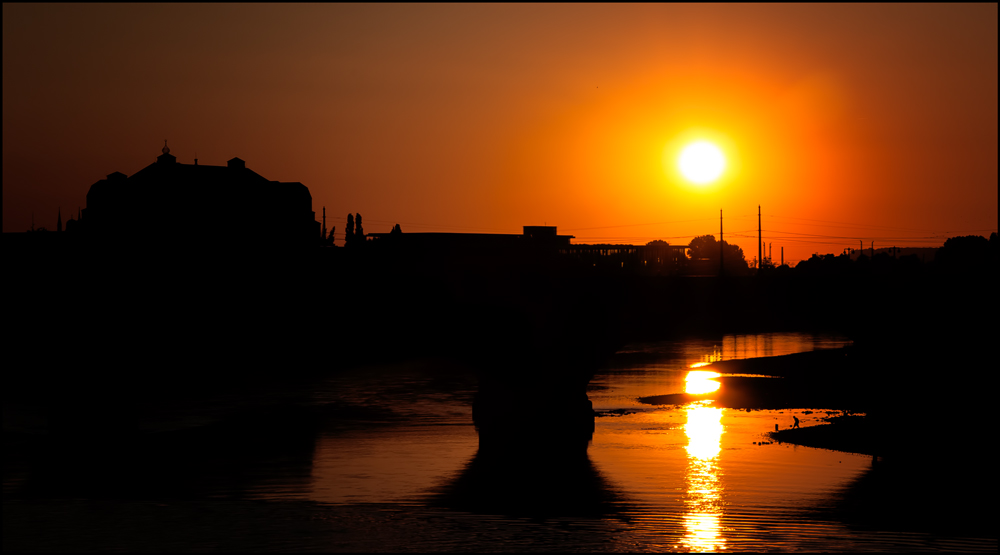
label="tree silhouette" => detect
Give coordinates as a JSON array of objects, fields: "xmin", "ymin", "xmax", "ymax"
[
  {"xmin": 345, "ymin": 214, "xmax": 355, "ymax": 246},
  {"xmin": 688, "ymin": 235, "xmax": 750, "ymax": 275},
  {"xmin": 937, "ymin": 234, "xmax": 991, "ymax": 274},
  {"xmin": 355, "ymin": 213, "xmax": 364, "ymax": 242}
]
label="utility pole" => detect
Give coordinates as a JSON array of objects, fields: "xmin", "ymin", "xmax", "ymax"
[
  {"xmin": 781, "ymin": 247, "xmax": 784, "ymax": 267},
  {"xmin": 720, "ymin": 209, "xmax": 724, "ymax": 276},
  {"xmin": 758, "ymin": 205, "xmax": 762, "ymax": 271},
  {"xmin": 871, "ymin": 240, "xmax": 874, "ymax": 258}
]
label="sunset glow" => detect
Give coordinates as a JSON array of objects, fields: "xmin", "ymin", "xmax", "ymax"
[{"xmin": 3, "ymin": 4, "xmax": 995, "ymax": 265}]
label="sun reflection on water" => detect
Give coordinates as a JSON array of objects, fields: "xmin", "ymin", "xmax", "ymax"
[
  {"xmin": 685, "ymin": 370, "xmax": 721, "ymax": 395},
  {"xmin": 683, "ymin": 402, "xmax": 725, "ymax": 551}
]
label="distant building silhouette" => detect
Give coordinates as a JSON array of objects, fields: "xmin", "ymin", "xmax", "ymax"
[
  {"xmin": 562, "ymin": 242, "xmax": 690, "ymax": 274},
  {"xmin": 366, "ymin": 225, "xmax": 692, "ymax": 274},
  {"xmin": 366, "ymin": 225, "xmax": 574, "ymax": 251},
  {"xmin": 76, "ymin": 143, "xmax": 320, "ymax": 248}
]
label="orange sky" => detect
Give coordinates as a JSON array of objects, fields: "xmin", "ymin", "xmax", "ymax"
[{"xmin": 3, "ymin": 4, "xmax": 997, "ymax": 264}]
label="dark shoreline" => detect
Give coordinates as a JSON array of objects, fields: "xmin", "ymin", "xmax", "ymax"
[
  {"xmin": 638, "ymin": 346, "xmax": 871, "ymax": 412},
  {"xmin": 769, "ymin": 415, "xmax": 875, "ymax": 457},
  {"xmin": 685, "ymin": 348, "xmax": 997, "ymax": 540},
  {"xmin": 636, "ymin": 347, "xmax": 879, "ymax": 457}
]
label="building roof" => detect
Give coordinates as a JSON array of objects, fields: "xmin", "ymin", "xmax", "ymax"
[{"xmin": 80, "ymin": 146, "xmax": 319, "ymax": 247}]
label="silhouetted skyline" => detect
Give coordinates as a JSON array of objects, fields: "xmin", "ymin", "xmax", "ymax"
[
  {"xmin": 3, "ymin": 4, "xmax": 996, "ymax": 265},
  {"xmin": 74, "ymin": 143, "xmax": 319, "ymax": 248}
]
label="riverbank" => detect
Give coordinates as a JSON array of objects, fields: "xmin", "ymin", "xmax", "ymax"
[
  {"xmin": 734, "ymin": 352, "xmax": 997, "ymax": 540},
  {"xmin": 770, "ymin": 414, "xmax": 875, "ymax": 457},
  {"xmin": 705, "ymin": 346, "xmax": 853, "ymax": 378},
  {"xmin": 637, "ymin": 346, "xmax": 871, "ymax": 411},
  {"xmin": 784, "ymin": 415, "xmax": 997, "ymax": 540}
]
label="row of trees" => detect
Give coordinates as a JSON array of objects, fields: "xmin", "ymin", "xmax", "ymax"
[
  {"xmin": 322, "ymin": 213, "xmax": 402, "ymax": 246},
  {"xmin": 790, "ymin": 233, "xmax": 998, "ymax": 277},
  {"xmin": 685, "ymin": 235, "xmax": 751, "ymax": 275},
  {"xmin": 319, "ymin": 212, "xmax": 363, "ymax": 246},
  {"xmin": 652, "ymin": 232, "xmax": 997, "ymax": 276},
  {"xmin": 344, "ymin": 213, "xmax": 364, "ymax": 246}
]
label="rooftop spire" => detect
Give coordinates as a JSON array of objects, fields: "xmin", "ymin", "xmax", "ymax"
[{"xmin": 157, "ymin": 140, "xmax": 176, "ymax": 164}]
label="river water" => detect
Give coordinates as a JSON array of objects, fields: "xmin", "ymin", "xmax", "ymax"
[{"xmin": 5, "ymin": 332, "xmax": 995, "ymax": 552}]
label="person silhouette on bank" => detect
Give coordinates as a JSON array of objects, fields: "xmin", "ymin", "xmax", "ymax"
[{"xmin": 792, "ymin": 415, "xmax": 800, "ymax": 429}]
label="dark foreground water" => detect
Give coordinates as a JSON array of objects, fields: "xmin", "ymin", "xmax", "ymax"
[{"xmin": 4, "ymin": 333, "xmax": 995, "ymax": 552}]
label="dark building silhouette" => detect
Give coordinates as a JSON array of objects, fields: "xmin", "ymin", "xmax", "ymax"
[
  {"xmin": 77, "ymin": 143, "xmax": 320, "ymax": 248},
  {"xmin": 365, "ymin": 225, "xmax": 575, "ymax": 251},
  {"xmin": 562, "ymin": 242, "xmax": 690, "ymax": 274},
  {"xmin": 364, "ymin": 225, "xmax": 695, "ymax": 275}
]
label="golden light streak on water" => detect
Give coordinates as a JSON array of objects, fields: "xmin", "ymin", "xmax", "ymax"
[{"xmin": 683, "ymin": 402, "xmax": 725, "ymax": 551}]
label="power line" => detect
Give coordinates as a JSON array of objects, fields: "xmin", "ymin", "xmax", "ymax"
[
  {"xmin": 761, "ymin": 228, "xmax": 965, "ymax": 243},
  {"xmin": 765, "ymin": 214, "xmax": 996, "ymax": 235},
  {"xmin": 322, "ymin": 211, "xmax": 994, "ymax": 250},
  {"xmin": 561, "ymin": 217, "xmax": 719, "ymax": 232},
  {"xmin": 763, "ymin": 229, "xmax": 943, "ymax": 240},
  {"xmin": 327, "ymin": 217, "xmax": 512, "ymax": 234}
]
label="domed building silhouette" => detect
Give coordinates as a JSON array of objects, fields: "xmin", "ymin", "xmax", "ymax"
[{"xmin": 77, "ymin": 142, "xmax": 320, "ymax": 249}]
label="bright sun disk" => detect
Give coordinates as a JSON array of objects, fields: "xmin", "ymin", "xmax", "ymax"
[{"xmin": 679, "ymin": 141, "xmax": 726, "ymax": 184}]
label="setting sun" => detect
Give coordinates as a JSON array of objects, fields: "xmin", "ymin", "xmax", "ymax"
[{"xmin": 679, "ymin": 141, "xmax": 726, "ymax": 184}]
